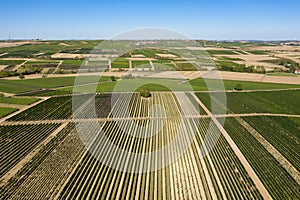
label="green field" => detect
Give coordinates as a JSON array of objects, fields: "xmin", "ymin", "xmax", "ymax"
[
  {"xmin": 0, "ymin": 97, "xmax": 39, "ymax": 105},
  {"xmin": 0, "ymin": 60, "xmax": 25, "ymax": 65},
  {"xmin": 221, "ymin": 117, "xmax": 300, "ymax": 199},
  {"xmin": 131, "ymin": 60, "xmax": 150, "ymax": 68},
  {"xmin": 196, "ymin": 89, "xmax": 300, "ymax": 114},
  {"xmin": 0, "ymin": 107, "xmax": 18, "ymax": 118},
  {"xmin": 207, "ymin": 50, "xmax": 238, "ymax": 55},
  {"xmin": 111, "ymin": 58, "xmax": 129, "ymax": 68},
  {"xmin": 0, "ymin": 41, "xmax": 101, "ymax": 58},
  {"xmin": 246, "ymin": 50, "xmax": 269, "ymax": 55},
  {"xmin": 266, "ymin": 72, "xmax": 298, "ymax": 77},
  {"xmin": 243, "ymin": 116, "xmax": 300, "ymax": 171},
  {"xmin": 0, "ymin": 76, "xmax": 110, "ymax": 94}
]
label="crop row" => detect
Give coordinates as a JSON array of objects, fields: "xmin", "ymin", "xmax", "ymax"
[
  {"xmin": 243, "ymin": 116, "xmax": 300, "ymax": 171},
  {"xmin": 8, "ymin": 94, "xmax": 113, "ymax": 121},
  {"xmin": 196, "ymin": 90, "xmax": 300, "ymax": 115},
  {"xmin": 3, "ymin": 123, "xmax": 87, "ymax": 200},
  {"xmin": 57, "ymin": 92, "xmax": 262, "ymax": 199},
  {"xmin": 0, "ymin": 123, "xmax": 61, "ymax": 177},
  {"xmin": 222, "ymin": 117, "xmax": 300, "ymax": 199}
]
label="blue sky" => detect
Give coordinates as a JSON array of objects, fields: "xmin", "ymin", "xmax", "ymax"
[{"xmin": 1, "ymin": 0, "xmax": 300, "ymax": 40}]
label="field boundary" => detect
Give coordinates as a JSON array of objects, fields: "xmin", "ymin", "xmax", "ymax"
[
  {"xmin": 235, "ymin": 117, "xmax": 300, "ymax": 185},
  {"xmin": 189, "ymin": 92, "xmax": 272, "ymax": 199}
]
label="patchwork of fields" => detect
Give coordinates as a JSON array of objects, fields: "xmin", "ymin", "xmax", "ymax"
[{"xmin": 0, "ymin": 87, "xmax": 299, "ymax": 199}]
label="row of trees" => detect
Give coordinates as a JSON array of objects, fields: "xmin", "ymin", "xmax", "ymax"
[{"xmin": 218, "ymin": 63, "xmax": 266, "ymax": 74}]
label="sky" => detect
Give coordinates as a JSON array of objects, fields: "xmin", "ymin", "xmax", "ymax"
[{"xmin": 1, "ymin": 0, "xmax": 300, "ymax": 40}]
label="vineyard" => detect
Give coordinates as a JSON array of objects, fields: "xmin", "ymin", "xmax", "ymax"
[
  {"xmin": 196, "ymin": 89, "xmax": 300, "ymax": 114},
  {"xmin": 221, "ymin": 117, "xmax": 300, "ymax": 199},
  {"xmin": 0, "ymin": 123, "xmax": 61, "ymax": 177},
  {"xmin": 0, "ymin": 90, "xmax": 299, "ymax": 199},
  {"xmin": 58, "ymin": 93, "xmax": 262, "ymax": 199}
]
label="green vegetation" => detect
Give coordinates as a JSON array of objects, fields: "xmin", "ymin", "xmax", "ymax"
[
  {"xmin": 221, "ymin": 117, "xmax": 300, "ymax": 199},
  {"xmin": 190, "ymin": 78, "xmax": 300, "ymax": 91},
  {"xmin": 131, "ymin": 60, "xmax": 150, "ymax": 68},
  {"xmin": 0, "ymin": 107, "xmax": 18, "ymax": 118},
  {"xmin": 60, "ymin": 60, "xmax": 84, "ymax": 69},
  {"xmin": 139, "ymin": 86, "xmax": 151, "ymax": 98},
  {"xmin": 0, "ymin": 123, "xmax": 61, "ymax": 177},
  {"xmin": 216, "ymin": 60, "xmax": 266, "ymax": 73},
  {"xmin": 207, "ymin": 50, "xmax": 238, "ymax": 55},
  {"xmin": 111, "ymin": 58, "xmax": 129, "ymax": 68},
  {"xmin": 260, "ymin": 58, "xmax": 299, "ymax": 72},
  {"xmin": 217, "ymin": 56, "xmax": 244, "ymax": 61},
  {"xmin": 234, "ymin": 83, "xmax": 243, "ymax": 90},
  {"xmin": 243, "ymin": 116, "xmax": 300, "ymax": 171},
  {"xmin": 55, "ymin": 77, "xmax": 300, "ymax": 95},
  {"xmin": 266, "ymin": 72, "xmax": 298, "ymax": 77},
  {"xmin": 0, "ymin": 40, "xmax": 101, "ymax": 58},
  {"xmin": 0, "ymin": 97, "xmax": 39, "ymax": 105},
  {"xmin": 0, "ymin": 60, "xmax": 24, "ymax": 65},
  {"xmin": 246, "ymin": 50, "xmax": 269, "ymax": 55},
  {"xmin": 196, "ymin": 90, "xmax": 300, "ymax": 114},
  {"xmin": 0, "ymin": 76, "xmax": 110, "ymax": 94}
]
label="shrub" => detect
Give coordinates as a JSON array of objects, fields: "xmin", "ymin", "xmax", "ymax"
[
  {"xmin": 19, "ymin": 74, "xmax": 25, "ymax": 79},
  {"xmin": 140, "ymin": 87, "xmax": 151, "ymax": 98},
  {"xmin": 110, "ymin": 76, "xmax": 116, "ymax": 81},
  {"xmin": 234, "ymin": 84, "xmax": 243, "ymax": 91}
]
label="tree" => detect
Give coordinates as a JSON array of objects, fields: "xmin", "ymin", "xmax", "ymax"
[
  {"xmin": 19, "ymin": 74, "xmax": 25, "ymax": 79},
  {"xmin": 234, "ymin": 84, "xmax": 243, "ymax": 91},
  {"xmin": 110, "ymin": 76, "xmax": 116, "ymax": 81},
  {"xmin": 140, "ymin": 87, "xmax": 151, "ymax": 98}
]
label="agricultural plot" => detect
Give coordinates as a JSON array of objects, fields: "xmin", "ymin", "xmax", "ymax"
[
  {"xmin": 0, "ymin": 107, "xmax": 18, "ymax": 118},
  {"xmin": 242, "ymin": 116, "xmax": 300, "ymax": 171},
  {"xmin": 8, "ymin": 95, "xmax": 86, "ymax": 121},
  {"xmin": 0, "ymin": 97, "xmax": 39, "ymax": 105},
  {"xmin": 24, "ymin": 60, "xmax": 60, "ymax": 68},
  {"xmin": 0, "ymin": 60, "xmax": 25, "ymax": 66},
  {"xmin": 196, "ymin": 89, "xmax": 300, "ymax": 114},
  {"xmin": 60, "ymin": 60, "xmax": 84, "ymax": 70},
  {"xmin": 111, "ymin": 58, "xmax": 129, "ymax": 68},
  {"xmin": 206, "ymin": 50, "xmax": 238, "ymax": 55},
  {"xmin": 0, "ymin": 123, "xmax": 61, "ymax": 177},
  {"xmin": 58, "ymin": 92, "xmax": 262, "ymax": 199},
  {"xmin": 131, "ymin": 60, "xmax": 151, "ymax": 68},
  {"xmin": 221, "ymin": 117, "xmax": 300, "ymax": 199},
  {"xmin": 1, "ymin": 123, "xmax": 87, "ymax": 199},
  {"xmin": 8, "ymin": 94, "xmax": 115, "ymax": 121}
]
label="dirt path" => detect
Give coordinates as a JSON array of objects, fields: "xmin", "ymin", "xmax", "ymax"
[
  {"xmin": 235, "ymin": 117, "xmax": 300, "ymax": 185},
  {"xmin": 12, "ymin": 60, "xmax": 27, "ymax": 71},
  {"xmin": 53, "ymin": 60, "xmax": 63, "ymax": 73},
  {"xmin": 189, "ymin": 92, "xmax": 272, "ymax": 199}
]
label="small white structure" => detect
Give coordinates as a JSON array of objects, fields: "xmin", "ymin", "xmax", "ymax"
[{"xmin": 294, "ymin": 69, "xmax": 300, "ymax": 74}]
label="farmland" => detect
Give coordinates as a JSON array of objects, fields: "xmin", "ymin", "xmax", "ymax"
[{"xmin": 0, "ymin": 39, "xmax": 299, "ymax": 199}]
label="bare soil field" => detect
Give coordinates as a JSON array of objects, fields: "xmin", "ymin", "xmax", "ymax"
[{"xmin": 0, "ymin": 41, "xmax": 40, "ymax": 48}]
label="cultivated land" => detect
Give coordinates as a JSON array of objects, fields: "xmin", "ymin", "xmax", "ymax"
[{"xmin": 0, "ymin": 40, "xmax": 299, "ymax": 199}]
